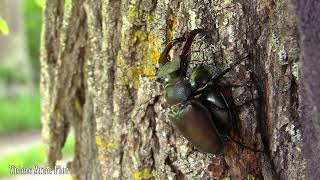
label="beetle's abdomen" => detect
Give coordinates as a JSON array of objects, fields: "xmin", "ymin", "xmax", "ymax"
[
  {"xmin": 200, "ymin": 85, "xmax": 233, "ymax": 135},
  {"xmin": 165, "ymin": 79, "xmax": 192, "ymax": 105},
  {"xmin": 169, "ymin": 100, "xmax": 224, "ymax": 154}
]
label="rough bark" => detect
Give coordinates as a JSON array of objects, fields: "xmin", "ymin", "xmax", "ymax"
[{"xmin": 41, "ymin": 0, "xmax": 305, "ymax": 179}]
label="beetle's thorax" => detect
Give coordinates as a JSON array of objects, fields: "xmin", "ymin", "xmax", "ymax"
[{"xmin": 164, "ymin": 77, "xmax": 192, "ymax": 105}]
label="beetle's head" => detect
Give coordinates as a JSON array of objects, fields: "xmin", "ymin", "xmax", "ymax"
[
  {"xmin": 156, "ymin": 56, "xmax": 193, "ymax": 105},
  {"xmin": 156, "ymin": 56, "xmax": 182, "ymax": 84},
  {"xmin": 156, "ymin": 36, "xmax": 187, "ymax": 84}
]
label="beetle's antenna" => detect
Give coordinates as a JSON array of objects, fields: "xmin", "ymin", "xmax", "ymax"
[
  {"xmin": 211, "ymin": 54, "xmax": 249, "ymax": 82},
  {"xmin": 141, "ymin": 74, "xmax": 156, "ymax": 78},
  {"xmin": 228, "ymin": 135, "xmax": 265, "ymax": 153},
  {"xmin": 195, "ymin": 54, "xmax": 250, "ymax": 92}
]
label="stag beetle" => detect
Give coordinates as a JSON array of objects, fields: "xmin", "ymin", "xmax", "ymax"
[{"xmin": 156, "ymin": 29, "xmax": 255, "ymax": 154}]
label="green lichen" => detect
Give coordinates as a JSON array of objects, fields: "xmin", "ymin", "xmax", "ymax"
[
  {"xmin": 147, "ymin": 15, "xmax": 155, "ymax": 22},
  {"xmin": 127, "ymin": 5, "xmax": 139, "ymax": 20},
  {"xmin": 132, "ymin": 168, "xmax": 153, "ymax": 180}
]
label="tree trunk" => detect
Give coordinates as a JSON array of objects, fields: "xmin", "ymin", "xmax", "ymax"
[{"xmin": 41, "ymin": 0, "xmax": 305, "ymax": 179}]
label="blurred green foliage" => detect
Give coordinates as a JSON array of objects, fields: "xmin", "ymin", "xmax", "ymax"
[
  {"xmin": 65, "ymin": 0, "xmax": 72, "ymax": 10},
  {"xmin": 0, "ymin": 133, "xmax": 75, "ymax": 176},
  {"xmin": 0, "ymin": 64, "xmax": 28, "ymax": 83},
  {"xmin": 0, "ymin": 94, "xmax": 40, "ymax": 134},
  {"xmin": 24, "ymin": 0, "xmax": 42, "ymax": 83},
  {"xmin": 35, "ymin": 0, "xmax": 44, "ymax": 8},
  {"xmin": 0, "ymin": 16, "xmax": 10, "ymax": 36}
]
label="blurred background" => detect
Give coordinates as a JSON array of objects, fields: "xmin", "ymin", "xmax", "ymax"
[{"xmin": 0, "ymin": 0, "xmax": 74, "ymax": 179}]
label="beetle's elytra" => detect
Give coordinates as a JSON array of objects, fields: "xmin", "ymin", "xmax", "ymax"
[{"xmin": 156, "ymin": 28, "xmax": 249, "ymax": 154}]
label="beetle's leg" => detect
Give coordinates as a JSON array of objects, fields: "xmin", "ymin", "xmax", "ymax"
[
  {"xmin": 222, "ymin": 83, "xmax": 252, "ymax": 88},
  {"xmin": 219, "ymin": 86, "xmax": 238, "ymax": 137},
  {"xmin": 219, "ymin": 85, "xmax": 264, "ymax": 153},
  {"xmin": 220, "ymin": 83, "xmax": 260, "ymax": 107},
  {"xmin": 235, "ymin": 98, "xmax": 260, "ymax": 107},
  {"xmin": 228, "ymin": 135, "xmax": 265, "ymax": 153},
  {"xmin": 179, "ymin": 29, "xmax": 206, "ymax": 77},
  {"xmin": 158, "ymin": 37, "xmax": 186, "ymax": 65}
]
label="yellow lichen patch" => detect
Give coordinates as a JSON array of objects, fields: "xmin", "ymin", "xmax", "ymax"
[
  {"xmin": 116, "ymin": 55, "xmax": 131, "ymax": 85},
  {"xmin": 130, "ymin": 30, "xmax": 148, "ymax": 45},
  {"xmin": 144, "ymin": 34, "xmax": 160, "ymax": 64},
  {"xmin": 95, "ymin": 134, "xmax": 116, "ymax": 161},
  {"xmin": 96, "ymin": 135, "xmax": 116, "ymax": 150},
  {"xmin": 248, "ymin": 174, "xmax": 255, "ymax": 180},
  {"xmin": 147, "ymin": 15, "xmax": 155, "ymax": 22},
  {"xmin": 95, "ymin": 136, "xmax": 104, "ymax": 146},
  {"xmin": 98, "ymin": 153, "xmax": 108, "ymax": 161},
  {"xmin": 132, "ymin": 168, "xmax": 153, "ymax": 180},
  {"xmin": 105, "ymin": 130, "xmax": 110, "ymax": 137},
  {"xmin": 127, "ymin": 4, "xmax": 155, "ymax": 23},
  {"xmin": 107, "ymin": 139, "xmax": 115, "ymax": 149},
  {"xmin": 120, "ymin": 4, "xmax": 160, "ymax": 88},
  {"xmin": 128, "ymin": 66, "xmax": 144, "ymax": 88},
  {"xmin": 168, "ymin": 15, "xmax": 177, "ymax": 41},
  {"xmin": 143, "ymin": 66, "xmax": 156, "ymax": 79},
  {"xmin": 123, "ymin": 29, "xmax": 160, "ymax": 88},
  {"xmin": 135, "ymin": 30, "xmax": 148, "ymax": 41},
  {"xmin": 149, "ymin": 49, "xmax": 160, "ymax": 65},
  {"xmin": 127, "ymin": 5, "xmax": 139, "ymax": 20}
]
